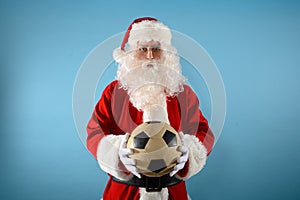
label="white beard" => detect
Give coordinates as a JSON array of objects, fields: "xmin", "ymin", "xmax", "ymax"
[{"xmin": 116, "ymin": 48, "xmax": 186, "ymax": 111}]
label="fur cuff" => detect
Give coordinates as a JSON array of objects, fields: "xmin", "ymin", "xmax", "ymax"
[
  {"xmin": 97, "ymin": 134, "xmax": 132, "ymax": 181},
  {"xmin": 180, "ymin": 134, "xmax": 207, "ymax": 180}
]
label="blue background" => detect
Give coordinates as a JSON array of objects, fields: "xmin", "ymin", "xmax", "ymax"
[{"xmin": 1, "ymin": 0, "xmax": 300, "ymax": 199}]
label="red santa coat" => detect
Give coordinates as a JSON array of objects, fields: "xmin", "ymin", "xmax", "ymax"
[{"xmin": 87, "ymin": 80, "xmax": 214, "ymax": 200}]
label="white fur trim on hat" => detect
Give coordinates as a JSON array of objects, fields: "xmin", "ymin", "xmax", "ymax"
[
  {"xmin": 179, "ymin": 134, "xmax": 207, "ymax": 180},
  {"xmin": 97, "ymin": 134, "xmax": 132, "ymax": 181},
  {"xmin": 128, "ymin": 20, "xmax": 172, "ymax": 46},
  {"xmin": 113, "ymin": 47, "xmax": 126, "ymax": 63}
]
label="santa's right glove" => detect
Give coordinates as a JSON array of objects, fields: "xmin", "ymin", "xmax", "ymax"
[{"xmin": 119, "ymin": 133, "xmax": 141, "ymax": 178}]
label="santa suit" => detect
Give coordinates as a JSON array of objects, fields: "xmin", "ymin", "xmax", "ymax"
[{"xmin": 87, "ymin": 80, "xmax": 214, "ymax": 200}]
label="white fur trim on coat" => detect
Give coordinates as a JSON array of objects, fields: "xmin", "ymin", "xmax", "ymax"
[
  {"xmin": 97, "ymin": 134, "xmax": 132, "ymax": 181},
  {"xmin": 179, "ymin": 134, "xmax": 207, "ymax": 180},
  {"xmin": 143, "ymin": 104, "xmax": 170, "ymax": 124},
  {"xmin": 139, "ymin": 188, "xmax": 168, "ymax": 200}
]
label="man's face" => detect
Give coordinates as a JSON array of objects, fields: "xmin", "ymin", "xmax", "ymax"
[
  {"xmin": 117, "ymin": 40, "xmax": 185, "ymax": 110},
  {"xmin": 135, "ymin": 41, "xmax": 161, "ymax": 60}
]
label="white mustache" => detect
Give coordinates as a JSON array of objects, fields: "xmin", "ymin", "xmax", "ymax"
[{"xmin": 141, "ymin": 60, "xmax": 159, "ymax": 70}]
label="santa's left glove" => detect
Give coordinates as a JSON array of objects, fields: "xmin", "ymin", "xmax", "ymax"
[
  {"xmin": 170, "ymin": 132, "xmax": 189, "ymax": 177},
  {"xmin": 119, "ymin": 133, "xmax": 141, "ymax": 178}
]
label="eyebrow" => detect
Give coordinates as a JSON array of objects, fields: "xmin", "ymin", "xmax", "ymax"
[
  {"xmin": 138, "ymin": 45, "xmax": 148, "ymax": 48},
  {"xmin": 137, "ymin": 44, "xmax": 161, "ymax": 48}
]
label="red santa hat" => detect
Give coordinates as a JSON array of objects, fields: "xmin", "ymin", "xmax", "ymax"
[{"xmin": 113, "ymin": 17, "xmax": 172, "ymax": 62}]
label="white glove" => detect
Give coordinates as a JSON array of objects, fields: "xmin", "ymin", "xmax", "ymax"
[
  {"xmin": 119, "ymin": 133, "xmax": 141, "ymax": 178},
  {"xmin": 170, "ymin": 132, "xmax": 189, "ymax": 177}
]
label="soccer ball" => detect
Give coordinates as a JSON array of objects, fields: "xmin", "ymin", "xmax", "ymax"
[{"xmin": 126, "ymin": 121, "xmax": 182, "ymax": 177}]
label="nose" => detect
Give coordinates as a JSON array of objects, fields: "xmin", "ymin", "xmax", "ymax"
[{"xmin": 146, "ymin": 49, "xmax": 154, "ymax": 59}]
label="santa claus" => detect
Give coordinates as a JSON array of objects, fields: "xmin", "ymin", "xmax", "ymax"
[{"xmin": 86, "ymin": 17, "xmax": 214, "ymax": 200}]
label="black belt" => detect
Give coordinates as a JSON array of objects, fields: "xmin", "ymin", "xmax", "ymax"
[{"xmin": 112, "ymin": 174, "xmax": 182, "ymax": 192}]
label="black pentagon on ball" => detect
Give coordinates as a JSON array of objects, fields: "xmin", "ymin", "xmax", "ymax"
[
  {"xmin": 162, "ymin": 130, "xmax": 177, "ymax": 147},
  {"xmin": 133, "ymin": 131, "xmax": 150, "ymax": 149},
  {"xmin": 147, "ymin": 159, "xmax": 167, "ymax": 173}
]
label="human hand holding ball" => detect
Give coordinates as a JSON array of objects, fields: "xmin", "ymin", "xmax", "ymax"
[
  {"xmin": 119, "ymin": 122, "xmax": 189, "ymax": 178},
  {"xmin": 119, "ymin": 133, "xmax": 141, "ymax": 178}
]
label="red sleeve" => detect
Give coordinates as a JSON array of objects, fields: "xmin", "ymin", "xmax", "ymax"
[
  {"xmin": 179, "ymin": 85, "xmax": 215, "ymax": 155},
  {"xmin": 86, "ymin": 80, "xmax": 118, "ymax": 158},
  {"xmin": 177, "ymin": 85, "xmax": 215, "ymax": 177}
]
